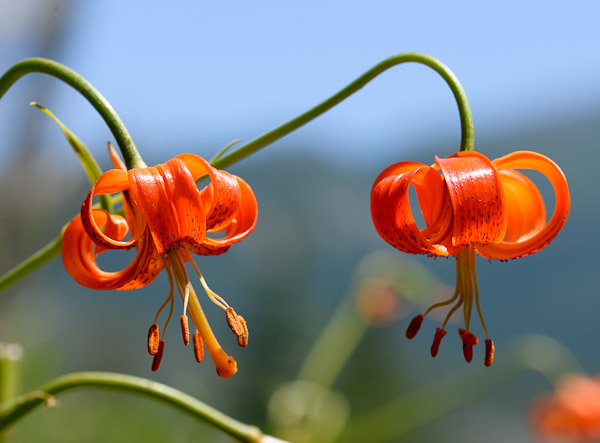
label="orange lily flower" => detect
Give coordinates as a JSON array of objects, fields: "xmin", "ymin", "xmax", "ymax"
[
  {"xmin": 371, "ymin": 150, "xmax": 570, "ymax": 365},
  {"xmin": 531, "ymin": 374, "xmax": 600, "ymax": 441},
  {"xmin": 62, "ymin": 147, "xmax": 257, "ymax": 378}
]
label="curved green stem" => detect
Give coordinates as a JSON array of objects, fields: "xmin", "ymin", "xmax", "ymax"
[
  {"xmin": 213, "ymin": 52, "xmax": 474, "ymax": 170},
  {"xmin": 0, "ymin": 372, "xmax": 264, "ymax": 442},
  {"xmin": 296, "ymin": 293, "xmax": 367, "ymax": 389},
  {"xmin": 0, "ymin": 58, "xmax": 146, "ymax": 169},
  {"xmin": 337, "ymin": 334, "xmax": 580, "ymax": 443}
]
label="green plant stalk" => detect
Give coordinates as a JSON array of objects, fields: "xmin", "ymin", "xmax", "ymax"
[
  {"xmin": 338, "ymin": 335, "xmax": 580, "ymax": 443},
  {"xmin": 0, "ymin": 58, "xmax": 146, "ymax": 169},
  {"xmin": 296, "ymin": 294, "xmax": 368, "ymax": 389},
  {"xmin": 0, "ymin": 344, "xmax": 23, "ymax": 443},
  {"xmin": 0, "ymin": 372, "xmax": 264, "ymax": 442},
  {"xmin": 213, "ymin": 52, "xmax": 474, "ymax": 171}
]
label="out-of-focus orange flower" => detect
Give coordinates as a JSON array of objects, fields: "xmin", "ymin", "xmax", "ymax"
[
  {"xmin": 62, "ymin": 147, "xmax": 257, "ymax": 378},
  {"xmin": 371, "ymin": 150, "xmax": 569, "ymax": 365},
  {"xmin": 531, "ymin": 374, "xmax": 600, "ymax": 441}
]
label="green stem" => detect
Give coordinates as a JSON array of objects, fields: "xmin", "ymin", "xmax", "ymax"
[
  {"xmin": 0, "ymin": 344, "xmax": 23, "ymax": 443},
  {"xmin": 338, "ymin": 334, "xmax": 580, "ymax": 443},
  {"xmin": 0, "ymin": 226, "xmax": 64, "ymax": 293},
  {"xmin": 0, "ymin": 58, "xmax": 146, "ymax": 169},
  {"xmin": 213, "ymin": 52, "xmax": 474, "ymax": 170},
  {"xmin": 296, "ymin": 295, "xmax": 367, "ymax": 389},
  {"xmin": 0, "ymin": 372, "xmax": 264, "ymax": 442}
]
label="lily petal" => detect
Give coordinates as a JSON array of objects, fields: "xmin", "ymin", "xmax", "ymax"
[
  {"xmin": 371, "ymin": 161, "xmax": 457, "ymax": 256},
  {"xmin": 62, "ymin": 210, "xmax": 163, "ymax": 290},
  {"xmin": 477, "ymin": 151, "xmax": 570, "ymax": 260},
  {"xmin": 437, "ymin": 151, "xmax": 507, "ymax": 247},
  {"xmin": 192, "ymin": 177, "xmax": 258, "ymax": 256},
  {"xmin": 497, "ymin": 169, "xmax": 546, "ymax": 243},
  {"xmin": 80, "ymin": 169, "xmax": 143, "ymax": 250}
]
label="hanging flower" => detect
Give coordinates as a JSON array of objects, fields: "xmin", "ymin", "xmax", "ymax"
[
  {"xmin": 531, "ymin": 374, "xmax": 600, "ymax": 441},
  {"xmin": 371, "ymin": 150, "xmax": 570, "ymax": 365},
  {"xmin": 62, "ymin": 146, "xmax": 257, "ymax": 378}
]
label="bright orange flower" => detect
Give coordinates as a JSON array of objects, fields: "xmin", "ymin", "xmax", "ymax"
[
  {"xmin": 531, "ymin": 374, "xmax": 600, "ymax": 441},
  {"xmin": 62, "ymin": 148, "xmax": 257, "ymax": 378},
  {"xmin": 371, "ymin": 150, "xmax": 570, "ymax": 365}
]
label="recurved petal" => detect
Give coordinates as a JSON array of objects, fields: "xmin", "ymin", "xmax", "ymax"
[
  {"xmin": 477, "ymin": 151, "xmax": 570, "ymax": 260},
  {"xmin": 371, "ymin": 162, "xmax": 456, "ymax": 256},
  {"xmin": 80, "ymin": 169, "xmax": 142, "ymax": 250},
  {"xmin": 199, "ymin": 169, "xmax": 242, "ymax": 231},
  {"xmin": 177, "ymin": 153, "xmax": 243, "ymax": 231},
  {"xmin": 437, "ymin": 151, "xmax": 507, "ymax": 246},
  {"xmin": 191, "ymin": 177, "xmax": 258, "ymax": 256},
  {"xmin": 62, "ymin": 211, "xmax": 163, "ymax": 290},
  {"xmin": 497, "ymin": 169, "xmax": 546, "ymax": 243}
]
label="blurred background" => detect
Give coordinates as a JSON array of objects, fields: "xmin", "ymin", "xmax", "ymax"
[{"xmin": 0, "ymin": 1, "xmax": 599, "ymax": 442}]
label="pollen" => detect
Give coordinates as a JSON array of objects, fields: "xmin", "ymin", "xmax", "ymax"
[
  {"xmin": 192, "ymin": 332, "xmax": 204, "ymax": 363},
  {"xmin": 226, "ymin": 307, "xmax": 249, "ymax": 347},
  {"xmin": 484, "ymin": 338, "xmax": 494, "ymax": 367},
  {"xmin": 406, "ymin": 314, "xmax": 424, "ymax": 339},
  {"xmin": 458, "ymin": 328, "xmax": 479, "ymax": 363},
  {"xmin": 151, "ymin": 340, "xmax": 165, "ymax": 371},
  {"xmin": 430, "ymin": 327, "xmax": 447, "ymax": 357},
  {"xmin": 180, "ymin": 315, "xmax": 190, "ymax": 346},
  {"xmin": 148, "ymin": 324, "xmax": 160, "ymax": 355}
]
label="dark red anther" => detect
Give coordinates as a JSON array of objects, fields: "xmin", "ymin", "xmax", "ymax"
[
  {"xmin": 151, "ymin": 340, "xmax": 165, "ymax": 372},
  {"xmin": 180, "ymin": 315, "xmax": 190, "ymax": 346},
  {"xmin": 484, "ymin": 338, "xmax": 494, "ymax": 367},
  {"xmin": 458, "ymin": 328, "xmax": 479, "ymax": 363},
  {"xmin": 193, "ymin": 332, "xmax": 204, "ymax": 363},
  {"xmin": 148, "ymin": 324, "xmax": 159, "ymax": 355},
  {"xmin": 405, "ymin": 315, "xmax": 424, "ymax": 339},
  {"xmin": 430, "ymin": 327, "xmax": 447, "ymax": 357}
]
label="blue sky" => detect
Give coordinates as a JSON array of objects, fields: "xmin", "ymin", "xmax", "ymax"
[{"xmin": 0, "ymin": 1, "xmax": 599, "ymax": 169}]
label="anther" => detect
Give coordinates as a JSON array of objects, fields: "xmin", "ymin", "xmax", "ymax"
[
  {"xmin": 458, "ymin": 328, "xmax": 479, "ymax": 363},
  {"xmin": 236, "ymin": 315, "xmax": 248, "ymax": 347},
  {"xmin": 148, "ymin": 324, "xmax": 160, "ymax": 355},
  {"xmin": 430, "ymin": 327, "xmax": 447, "ymax": 357},
  {"xmin": 192, "ymin": 332, "xmax": 204, "ymax": 363},
  {"xmin": 226, "ymin": 307, "xmax": 249, "ymax": 347},
  {"xmin": 484, "ymin": 338, "xmax": 494, "ymax": 367},
  {"xmin": 151, "ymin": 341, "xmax": 165, "ymax": 372},
  {"xmin": 180, "ymin": 315, "xmax": 190, "ymax": 346},
  {"xmin": 405, "ymin": 314, "xmax": 424, "ymax": 339}
]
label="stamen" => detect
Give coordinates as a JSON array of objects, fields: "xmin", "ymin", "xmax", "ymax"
[
  {"xmin": 193, "ymin": 332, "xmax": 204, "ymax": 362},
  {"xmin": 185, "ymin": 250, "xmax": 230, "ymax": 310},
  {"xmin": 147, "ymin": 324, "xmax": 160, "ymax": 355},
  {"xmin": 226, "ymin": 307, "xmax": 249, "ymax": 347},
  {"xmin": 405, "ymin": 315, "xmax": 424, "ymax": 339},
  {"xmin": 151, "ymin": 341, "xmax": 165, "ymax": 371},
  {"xmin": 458, "ymin": 328, "xmax": 479, "ymax": 363},
  {"xmin": 430, "ymin": 327, "xmax": 447, "ymax": 357},
  {"xmin": 157, "ymin": 257, "xmax": 177, "ymax": 338},
  {"xmin": 180, "ymin": 315, "xmax": 190, "ymax": 346},
  {"xmin": 484, "ymin": 338, "xmax": 494, "ymax": 367}
]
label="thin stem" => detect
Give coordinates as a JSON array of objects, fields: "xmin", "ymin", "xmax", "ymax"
[
  {"xmin": 338, "ymin": 334, "xmax": 580, "ymax": 443},
  {"xmin": 213, "ymin": 52, "xmax": 474, "ymax": 170},
  {"xmin": 0, "ymin": 372, "xmax": 264, "ymax": 442},
  {"xmin": 0, "ymin": 344, "xmax": 23, "ymax": 443},
  {"xmin": 0, "ymin": 58, "xmax": 145, "ymax": 169},
  {"xmin": 296, "ymin": 295, "xmax": 368, "ymax": 389}
]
